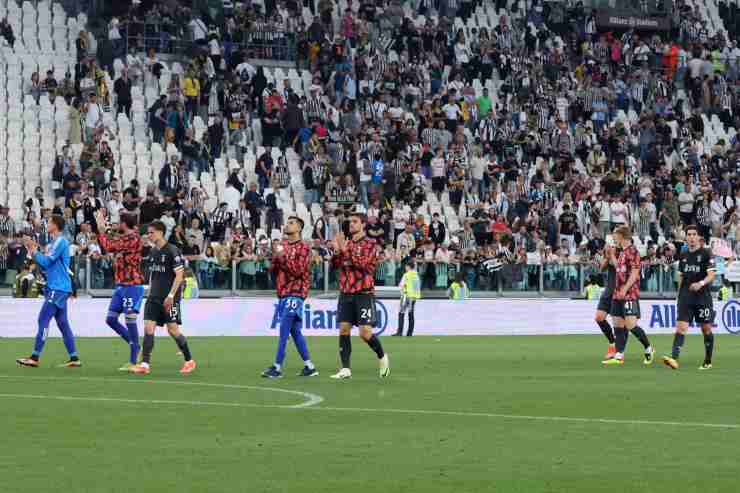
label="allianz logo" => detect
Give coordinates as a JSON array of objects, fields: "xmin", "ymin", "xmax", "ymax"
[{"xmin": 269, "ymin": 301, "xmax": 389, "ymax": 335}]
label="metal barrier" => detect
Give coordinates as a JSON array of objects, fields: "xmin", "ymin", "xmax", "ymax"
[
  {"xmin": 122, "ymin": 22, "xmax": 297, "ymax": 62},
  {"xmin": 74, "ymin": 256, "xmax": 697, "ymax": 299}
]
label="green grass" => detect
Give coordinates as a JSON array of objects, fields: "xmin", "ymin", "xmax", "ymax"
[{"xmin": 1, "ymin": 335, "xmax": 739, "ymax": 493}]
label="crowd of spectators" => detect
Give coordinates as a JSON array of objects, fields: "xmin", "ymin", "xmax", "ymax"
[{"xmin": 3, "ymin": 0, "xmax": 740, "ymax": 295}]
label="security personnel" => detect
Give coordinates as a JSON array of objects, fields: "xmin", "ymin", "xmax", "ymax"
[
  {"xmin": 394, "ymin": 261, "xmax": 421, "ymax": 337},
  {"xmin": 183, "ymin": 268, "xmax": 199, "ymax": 299},
  {"xmin": 719, "ymin": 280, "xmax": 733, "ymax": 301},
  {"xmin": 447, "ymin": 272, "xmax": 469, "ymax": 301},
  {"xmin": 585, "ymin": 276, "xmax": 603, "ymax": 300}
]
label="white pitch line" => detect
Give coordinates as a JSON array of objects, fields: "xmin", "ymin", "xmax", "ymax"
[
  {"xmin": 302, "ymin": 406, "xmax": 740, "ymax": 430},
  {"xmin": 0, "ymin": 375, "xmax": 323, "ymax": 409},
  {"xmin": 0, "ymin": 380, "xmax": 736, "ymax": 430},
  {"xmin": 0, "ymin": 393, "xmax": 296, "ymax": 410}
]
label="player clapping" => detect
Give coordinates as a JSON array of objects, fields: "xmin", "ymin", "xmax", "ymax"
[
  {"xmin": 261, "ymin": 216, "xmax": 319, "ymax": 378},
  {"xmin": 329, "ymin": 213, "xmax": 389, "ymax": 380},
  {"xmin": 16, "ymin": 215, "xmax": 81, "ymax": 368},
  {"xmin": 95, "ymin": 210, "xmax": 144, "ymax": 371}
]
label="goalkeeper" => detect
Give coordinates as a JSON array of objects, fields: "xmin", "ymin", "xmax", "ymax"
[{"xmin": 393, "ymin": 261, "xmax": 421, "ymax": 337}]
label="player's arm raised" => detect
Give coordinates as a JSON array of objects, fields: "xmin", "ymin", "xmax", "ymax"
[
  {"xmin": 31, "ymin": 237, "xmax": 66, "ymax": 268},
  {"xmin": 329, "ymin": 233, "xmax": 348, "ymax": 268},
  {"xmin": 97, "ymin": 231, "xmax": 137, "ymax": 254}
]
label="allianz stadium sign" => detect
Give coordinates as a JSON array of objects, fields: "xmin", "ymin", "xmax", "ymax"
[{"xmin": 596, "ymin": 12, "xmax": 671, "ymax": 31}]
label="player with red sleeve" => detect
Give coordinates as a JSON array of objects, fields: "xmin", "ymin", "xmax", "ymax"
[
  {"xmin": 603, "ymin": 225, "xmax": 655, "ymax": 366},
  {"xmin": 262, "ymin": 216, "xmax": 319, "ymax": 378},
  {"xmin": 329, "ymin": 212, "xmax": 390, "ymax": 380},
  {"xmin": 95, "ymin": 211, "xmax": 144, "ymax": 371}
]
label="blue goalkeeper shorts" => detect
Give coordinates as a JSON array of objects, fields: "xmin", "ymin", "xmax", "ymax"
[{"xmin": 109, "ymin": 285, "xmax": 145, "ymax": 314}]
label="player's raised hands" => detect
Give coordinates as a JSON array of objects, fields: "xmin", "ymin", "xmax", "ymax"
[
  {"xmin": 94, "ymin": 209, "xmax": 107, "ymax": 229},
  {"xmin": 335, "ymin": 232, "xmax": 347, "ymax": 252},
  {"xmin": 22, "ymin": 235, "xmax": 38, "ymax": 254}
]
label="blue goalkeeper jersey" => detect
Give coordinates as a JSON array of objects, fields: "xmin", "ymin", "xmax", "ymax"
[{"xmin": 33, "ymin": 235, "xmax": 72, "ymax": 294}]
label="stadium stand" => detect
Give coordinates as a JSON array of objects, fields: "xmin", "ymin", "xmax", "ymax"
[{"xmin": 1, "ymin": 0, "xmax": 739, "ymax": 296}]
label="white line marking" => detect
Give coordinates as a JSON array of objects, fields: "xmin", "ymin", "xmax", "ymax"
[
  {"xmin": 0, "ymin": 375, "xmax": 323, "ymax": 409},
  {"xmin": 0, "ymin": 375, "xmax": 736, "ymax": 429},
  {"xmin": 303, "ymin": 406, "xmax": 740, "ymax": 430}
]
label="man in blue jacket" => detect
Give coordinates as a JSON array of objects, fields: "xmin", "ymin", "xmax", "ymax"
[{"xmin": 17, "ymin": 215, "xmax": 81, "ymax": 368}]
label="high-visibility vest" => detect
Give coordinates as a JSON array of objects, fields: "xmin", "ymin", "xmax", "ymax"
[
  {"xmin": 183, "ymin": 277, "xmax": 199, "ymax": 299},
  {"xmin": 585, "ymin": 284, "xmax": 602, "ymax": 300},
  {"xmin": 449, "ymin": 282, "xmax": 468, "ymax": 300},
  {"xmin": 400, "ymin": 271, "xmax": 421, "ymax": 300},
  {"xmin": 719, "ymin": 286, "xmax": 732, "ymax": 301}
]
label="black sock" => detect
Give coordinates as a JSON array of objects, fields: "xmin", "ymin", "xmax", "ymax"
[
  {"xmin": 142, "ymin": 333, "xmax": 155, "ymax": 364},
  {"xmin": 671, "ymin": 333, "xmax": 685, "ymax": 359},
  {"xmin": 397, "ymin": 314, "xmax": 404, "ymax": 335},
  {"xmin": 174, "ymin": 334, "xmax": 192, "ymax": 361},
  {"xmin": 366, "ymin": 335, "xmax": 385, "ymax": 359},
  {"xmin": 339, "ymin": 334, "xmax": 352, "ymax": 368},
  {"xmin": 703, "ymin": 332, "xmax": 714, "ymax": 364},
  {"xmin": 407, "ymin": 311, "xmax": 415, "ymax": 336},
  {"xmin": 630, "ymin": 326, "xmax": 651, "ymax": 349},
  {"xmin": 615, "ymin": 328, "xmax": 627, "ymax": 353},
  {"xmin": 597, "ymin": 320, "xmax": 615, "ymax": 344}
]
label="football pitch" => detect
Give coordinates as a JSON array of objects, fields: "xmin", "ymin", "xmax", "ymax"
[{"xmin": 1, "ymin": 335, "xmax": 739, "ymax": 493}]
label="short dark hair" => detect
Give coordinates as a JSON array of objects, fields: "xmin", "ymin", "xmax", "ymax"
[
  {"xmin": 288, "ymin": 215, "xmax": 305, "ymax": 231},
  {"xmin": 349, "ymin": 212, "xmax": 368, "ymax": 224},
  {"xmin": 685, "ymin": 224, "xmax": 700, "ymax": 235},
  {"xmin": 120, "ymin": 213, "xmax": 138, "ymax": 230},
  {"xmin": 149, "ymin": 221, "xmax": 166, "ymax": 234},
  {"xmin": 49, "ymin": 214, "xmax": 65, "ymax": 231}
]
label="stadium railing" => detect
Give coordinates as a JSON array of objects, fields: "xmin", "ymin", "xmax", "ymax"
[
  {"xmin": 122, "ymin": 22, "xmax": 297, "ymax": 62},
  {"xmin": 11, "ymin": 256, "xmax": 707, "ymax": 299}
]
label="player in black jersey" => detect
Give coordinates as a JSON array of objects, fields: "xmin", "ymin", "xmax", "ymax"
[
  {"xmin": 594, "ymin": 245, "xmax": 617, "ymax": 359},
  {"xmin": 662, "ymin": 226, "xmax": 716, "ymax": 370},
  {"xmin": 130, "ymin": 221, "xmax": 197, "ymax": 375}
]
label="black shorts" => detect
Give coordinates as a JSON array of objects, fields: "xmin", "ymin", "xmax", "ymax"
[
  {"xmin": 610, "ymin": 299, "xmax": 641, "ymax": 319},
  {"xmin": 677, "ymin": 299, "xmax": 714, "ymax": 325},
  {"xmin": 337, "ymin": 293, "xmax": 376, "ymax": 327},
  {"xmin": 597, "ymin": 291, "xmax": 613, "ymax": 314},
  {"xmin": 144, "ymin": 298, "xmax": 182, "ymax": 326},
  {"xmin": 432, "ymin": 177, "xmax": 446, "ymax": 193}
]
